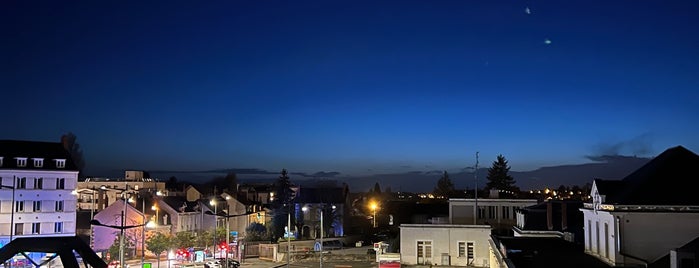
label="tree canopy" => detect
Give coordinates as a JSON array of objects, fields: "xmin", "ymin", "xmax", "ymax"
[
  {"xmin": 434, "ymin": 171, "xmax": 456, "ymax": 198},
  {"xmin": 485, "ymin": 154, "xmax": 519, "ymax": 195},
  {"xmin": 271, "ymin": 169, "xmax": 295, "ymax": 242}
]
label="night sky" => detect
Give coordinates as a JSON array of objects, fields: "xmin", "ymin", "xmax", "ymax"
[{"xmin": 4, "ymin": 1, "xmax": 698, "ymax": 180}]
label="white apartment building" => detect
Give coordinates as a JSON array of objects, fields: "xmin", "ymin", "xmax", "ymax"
[
  {"xmin": 581, "ymin": 146, "xmax": 699, "ymax": 267},
  {"xmin": 0, "ymin": 140, "xmax": 79, "ymax": 253},
  {"xmin": 400, "ymin": 224, "xmax": 492, "ymax": 267}
]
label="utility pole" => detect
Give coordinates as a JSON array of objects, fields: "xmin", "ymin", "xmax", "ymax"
[
  {"xmin": 474, "ymin": 152, "xmax": 479, "ymax": 225},
  {"xmin": 320, "ymin": 207, "xmax": 323, "ymax": 268}
]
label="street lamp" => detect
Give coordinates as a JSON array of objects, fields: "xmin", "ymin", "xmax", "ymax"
[
  {"xmin": 370, "ymin": 202, "xmax": 378, "ymax": 228},
  {"xmin": 90, "ymin": 215, "xmax": 146, "ymax": 268},
  {"xmin": 205, "ymin": 209, "xmax": 254, "ymax": 268},
  {"xmin": 210, "ymin": 199, "xmax": 217, "ymax": 260}
]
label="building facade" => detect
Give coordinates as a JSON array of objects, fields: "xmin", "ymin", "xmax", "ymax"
[
  {"xmin": 581, "ymin": 146, "xmax": 699, "ymax": 267},
  {"xmin": 400, "ymin": 224, "xmax": 491, "ymax": 267},
  {"xmin": 449, "ymin": 198, "xmax": 538, "ymax": 231},
  {"xmin": 0, "ymin": 140, "xmax": 79, "ymax": 260}
]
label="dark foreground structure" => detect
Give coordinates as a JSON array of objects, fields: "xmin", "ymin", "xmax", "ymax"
[{"xmin": 0, "ymin": 236, "xmax": 106, "ymax": 268}]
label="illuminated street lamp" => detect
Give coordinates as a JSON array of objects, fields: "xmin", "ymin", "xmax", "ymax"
[{"xmin": 370, "ymin": 202, "xmax": 378, "ymax": 228}]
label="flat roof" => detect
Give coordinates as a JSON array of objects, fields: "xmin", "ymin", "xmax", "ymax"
[{"xmin": 400, "ymin": 224, "xmax": 491, "ymax": 229}]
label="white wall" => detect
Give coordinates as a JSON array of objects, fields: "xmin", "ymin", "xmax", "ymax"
[{"xmin": 400, "ymin": 224, "xmax": 491, "ymax": 267}]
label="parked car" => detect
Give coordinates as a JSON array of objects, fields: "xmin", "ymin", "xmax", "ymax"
[
  {"xmin": 321, "ymin": 239, "xmax": 343, "ymax": 250},
  {"xmin": 204, "ymin": 260, "xmax": 220, "ymax": 268}
]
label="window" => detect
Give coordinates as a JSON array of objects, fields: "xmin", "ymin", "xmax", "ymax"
[
  {"xmin": 596, "ymin": 221, "xmax": 600, "ymax": 255},
  {"xmin": 55, "ymin": 159, "xmax": 66, "ymax": 168},
  {"xmin": 54, "ymin": 222, "xmax": 63, "ymax": 233},
  {"xmin": 458, "ymin": 241, "xmax": 466, "ymax": 257},
  {"xmin": 56, "ymin": 178, "xmax": 65, "ymax": 189},
  {"xmin": 0, "ymin": 157, "xmax": 3, "ymax": 167},
  {"xmin": 488, "ymin": 206, "xmax": 496, "ymax": 219},
  {"xmin": 34, "ymin": 178, "xmax": 43, "ymax": 189},
  {"xmin": 502, "ymin": 206, "xmax": 510, "ymax": 219},
  {"xmin": 477, "ymin": 207, "xmax": 486, "ymax": 219},
  {"xmin": 417, "ymin": 241, "xmax": 432, "ymax": 265},
  {"xmin": 14, "ymin": 223, "xmax": 23, "ymax": 235},
  {"xmin": 56, "ymin": 201, "xmax": 64, "ymax": 212},
  {"xmin": 604, "ymin": 223, "xmax": 609, "ymax": 258},
  {"xmin": 33, "ymin": 158, "xmax": 44, "ymax": 168},
  {"xmin": 467, "ymin": 242, "xmax": 475, "ymax": 265},
  {"xmin": 16, "ymin": 157, "xmax": 27, "ymax": 167},
  {"xmin": 33, "ymin": 201, "xmax": 42, "ymax": 212},
  {"xmin": 588, "ymin": 220, "xmax": 592, "ymax": 251},
  {"xmin": 15, "ymin": 201, "xmax": 24, "ymax": 212},
  {"xmin": 31, "ymin": 223, "xmax": 41, "ymax": 234},
  {"xmin": 16, "ymin": 177, "xmax": 27, "ymax": 189}
]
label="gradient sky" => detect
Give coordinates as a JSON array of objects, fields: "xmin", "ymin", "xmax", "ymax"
[{"xmin": 3, "ymin": 1, "xmax": 698, "ymax": 178}]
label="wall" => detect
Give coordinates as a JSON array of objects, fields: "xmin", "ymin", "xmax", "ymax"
[{"xmin": 400, "ymin": 224, "xmax": 491, "ymax": 267}]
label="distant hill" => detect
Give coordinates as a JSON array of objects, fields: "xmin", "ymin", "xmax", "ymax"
[{"xmin": 150, "ymin": 155, "xmax": 650, "ymax": 193}]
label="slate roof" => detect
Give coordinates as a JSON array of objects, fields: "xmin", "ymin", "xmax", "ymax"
[
  {"xmin": 596, "ymin": 146, "xmax": 699, "ymax": 205},
  {"xmin": 161, "ymin": 196, "xmax": 202, "ymax": 213},
  {"xmin": 0, "ymin": 140, "xmax": 78, "ymax": 171}
]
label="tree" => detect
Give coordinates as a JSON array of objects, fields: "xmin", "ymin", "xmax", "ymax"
[
  {"xmin": 485, "ymin": 155, "xmax": 519, "ymax": 195},
  {"xmin": 146, "ymin": 232, "xmax": 171, "ymax": 268},
  {"xmin": 61, "ymin": 133, "xmax": 85, "ymax": 177},
  {"xmin": 373, "ymin": 182, "xmax": 382, "ymax": 194},
  {"xmin": 245, "ymin": 223, "xmax": 269, "ymax": 241},
  {"xmin": 271, "ymin": 169, "xmax": 295, "ymax": 242},
  {"xmin": 224, "ymin": 172, "xmax": 238, "ymax": 193},
  {"xmin": 434, "ymin": 171, "xmax": 456, "ymax": 198},
  {"xmin": 173, "ymin": 231, "xmax": 195, "ymax": 249}
]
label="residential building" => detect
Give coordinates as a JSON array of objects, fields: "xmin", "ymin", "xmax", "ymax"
[
  {"xmin": 513, "ymin": 200, "xmax": 584, "ymax": 244},
  {"xmin": 581, "ymin": 146, "xmax": 699, "ymax": 267},
  {"xmin": 75, "ymin": 172, "xmax": 165, "ymax": 213},
  {"xmin": 450, "ymin": 198, "xmax": 538, "ymax": 232},
  {"xmin": 400, "ymin": 224, "xmax": 491, "ymax": 267},
  {"xmin": 91, "ymin": 199, "xmax": 147, "ymax": 255},
  {"xmin": 294, "ymin": 183, "xmax": 350, "ymax": 238},
  {"xmin": 0, "ymin": 140, "xmax": 79, "ymax": 258}
]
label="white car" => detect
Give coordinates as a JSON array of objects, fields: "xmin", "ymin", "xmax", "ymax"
[{"xmin": 204, "ymin": 260, "xmax": 220, "ymax": 268}]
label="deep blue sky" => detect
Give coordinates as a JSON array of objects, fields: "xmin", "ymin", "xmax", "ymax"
[{"xmin": 3, "ymin": 1, "xmax": 698, "ymax": 179}]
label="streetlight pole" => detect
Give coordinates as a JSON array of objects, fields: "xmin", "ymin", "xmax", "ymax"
[
  {"xmin": 224, "ymin": 196, "xmax": 230, "ymax": 268},
  {"xmin": 320, "ymin": 207, "xmax": 323, "ymax": 268},
  {"xmin": 474, "ymin": 152, "xmax": 479, "ymax": 225},
  {"xmin": 210, "ymin": 199, "xmax": 217, "ymax": 260},
  {"xmin": 2, "ymin": 178, "xmax": 16, "ymax": 244},
  {"xmin": 141, "ymin": 194, "xmax": 146, "ymax": 268}
]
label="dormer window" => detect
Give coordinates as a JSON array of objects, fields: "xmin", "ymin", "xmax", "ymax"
[
  {"xmin": 33, "ymin": 158, "xmax": 44, "ymax": 168},
  {"xmin": 15, "ymin": 157, "xmax": 27, "ymax": 167},
  {"xmin": 54, "ymin": 159, "xmax": 66, "ymax": 169}
]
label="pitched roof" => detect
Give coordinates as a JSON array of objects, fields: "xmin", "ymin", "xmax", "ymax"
[
  {"xmin": 0, "ymin": 140, "xmax": 78, "ymax": 171},
  {"xmin": 596, "ymin": 146, "xmax": 699, "ymax": 205},
  {"xmin": 161, "ymin": 196, "xmax": 202, "ymax": 213}
]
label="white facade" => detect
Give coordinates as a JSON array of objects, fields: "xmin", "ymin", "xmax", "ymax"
[
  {"xmin": 76, "ymin": 179, "xmax": 165, "ymax": 212},
  {"xmin": 581, "ymin": 180, "xmax": 699, "ymax": 266},
  {"xmin": 0, "ymin": 169, "xmax": 78, "ymax": 246},
  {"xmin": 400, "ymin": 224, "xmax": 491, "ymax": 267},
  {"xmin": 449, "ymin": 199, "xmax": 538, "ymax": 229}
]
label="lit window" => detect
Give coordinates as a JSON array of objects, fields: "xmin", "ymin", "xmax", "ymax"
[
  {"xmin": 54, "ymin": 222, "xmax": 63, "ymax": 233},
  {"xmin": 31, "ymin": 222, "xmax": 41, "ymax": 234},
  {"xmin": 33, "ymin": 158, "xmax": 44, "ymax": 168},
  {"xmin": 33, "ymin": 201, "xmax": 42, "ymax": 212},
  {"xmin": 34, "ymin": 178, "xmax": 43, "ymax": 189},
  {"xmin": 55, "ymin": 159, "xmax": 66, "ymax": 168},
  {"xmin": 56, "ymin": 178, "xmax": 65, "ymax": 189},
  {"xmin": 16, "ymin": 157, "xmax": 27, "ymax": 167},
  {"xmin": 55, "ymin": 201, "xmax": 64, "ymax": 212}
]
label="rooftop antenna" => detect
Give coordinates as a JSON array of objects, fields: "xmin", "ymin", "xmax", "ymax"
[{"xmin": 474, "ymin": 152, "xmax": 479, "ymax": 225}]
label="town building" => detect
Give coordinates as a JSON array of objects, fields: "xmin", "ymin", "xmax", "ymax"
[
  {"xmin": 75, "ymin": 171, "xmax": 166, "ymax": 213},
  {"xmin": 0, "ymin": 140, "xmax": 79, "ymax": 262},
  {"xmin": 488, "ymin": 236, "xmax": 608, "ymax": 268},
  {"xmin": 449, "ymin": 198, "xmax": 538, "ymax": 232},
  {"xmin": 400, "ymin": 224, "xmax": 491, "ymax": 267},
  {"xmin": 581, "ymin": 146, "xmax": 699, "ymax": 267},
  {"xmin": 513, "ymin": 200, "xmax": 584, "ymax": 244}
]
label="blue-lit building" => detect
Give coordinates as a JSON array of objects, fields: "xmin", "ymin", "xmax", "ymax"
[{"xmin": 0, "ymin": 140, "xmax": 79, "ymax": 263}]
